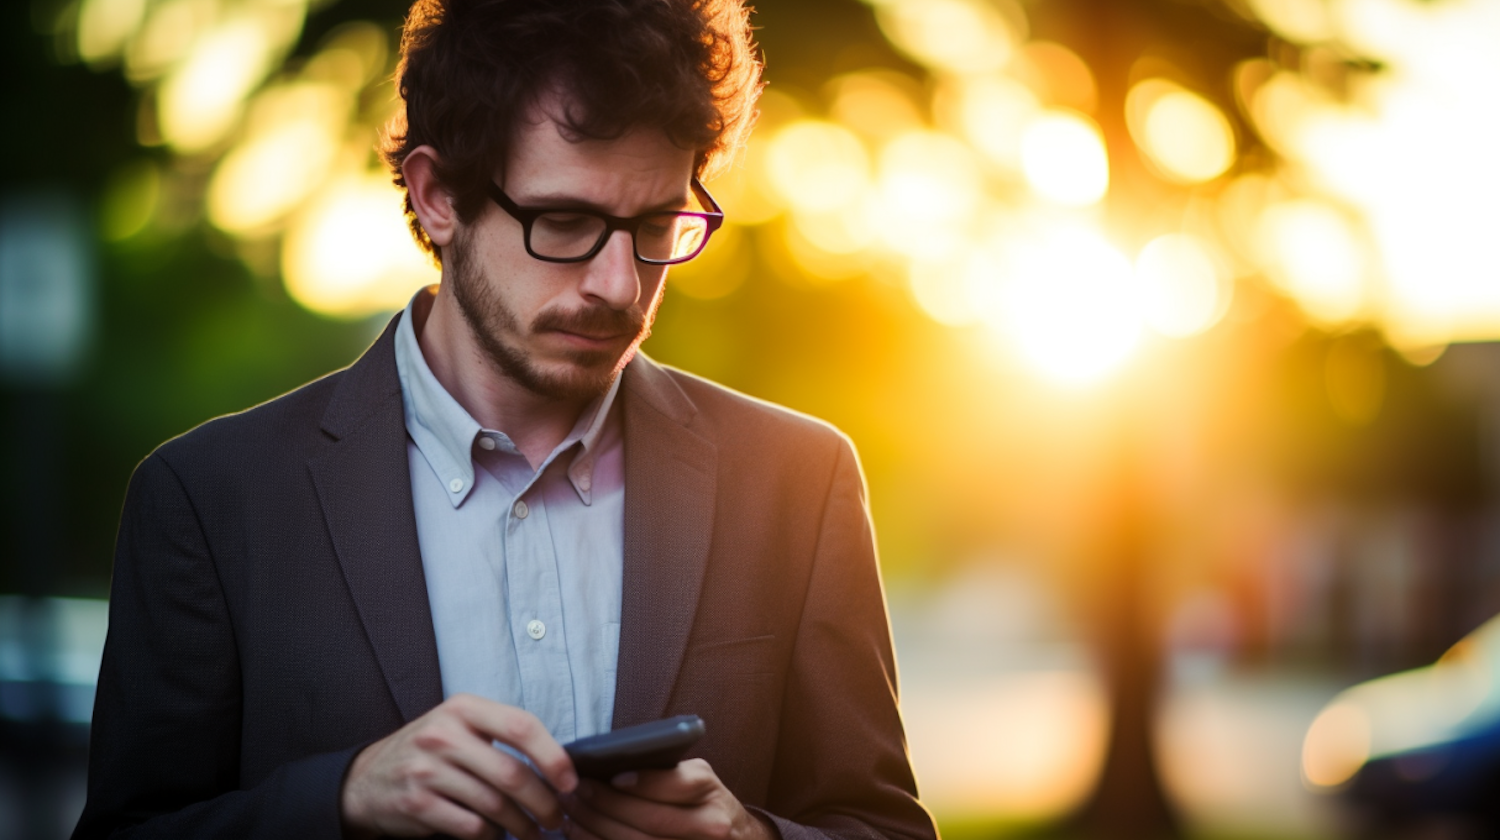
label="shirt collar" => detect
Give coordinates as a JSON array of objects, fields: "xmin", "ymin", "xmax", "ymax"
[{"xmin": 393, "ymin": 287, "xmax": 621, "ymax": 508}]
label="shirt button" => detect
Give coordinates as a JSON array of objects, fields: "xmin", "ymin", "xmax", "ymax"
[
  {"xmin": 477, "ymin": 436, "xmax": 496, "ymax": 451},
  {"xmin": 526, "ymin": 619, "xmax": 546, "ymax": 640},
  {"xmin": 448, "ymin": 478, "xmax": 464, "ymax": 493},
  {"xmin": 514, "ymin": 500, "xmax": 529, "ymax": 519},
  {"xmin": 577, "ymin": 474, "xmax": 592, "ymax": 492}
]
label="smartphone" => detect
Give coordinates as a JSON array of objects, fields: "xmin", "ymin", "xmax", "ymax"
[{"xmin": 563, "ymin": 715, "xmax": 706, "ymax": 780}]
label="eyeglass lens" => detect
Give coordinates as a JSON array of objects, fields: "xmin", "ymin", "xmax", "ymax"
[{"xmin": 529, "ymin": 212, "xmax": 710, "ymax": 262}]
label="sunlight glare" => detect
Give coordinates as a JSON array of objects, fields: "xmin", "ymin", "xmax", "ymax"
[
  {"xmin": 705, "ymin": 90, "xmax": 801, "ymax": 226},
  {"xmin": 765, "ymin": 121, "xmax": 871, "ymax": 215},
  {"xmin": 1256, "ymin": 199, "xmax": 1366, "ymax": 324},
  {"xmin": 793, "ymin": 201, "xmax": 878, "ymax": 257},
  {"xmin": 909, "ymin": 254, "xmax": 981, "ymax": 327},
  {"xmin": 941, "ymin": 75, "xmax": 1038, "ymax": 171},
  {"xmin": 1247, "ymin": 0, "xmax": 1336, "ymax": 43},
  {"xmin": 283, "ymin": 174, "xmax": 439, "ymax": 318},
  {"xmin": 1334, "ymin": 0, "xmax": 1431, "ymax": 61},
  {"xmin": 1135, "ymin": 233, "xmax": 1229, "ymax": 338},
  {"xmin": 828, "ymin": 71, "xmax": 926, "ymax": 146},
  {"xmin": 784, "ymin": 218, "xmax": 873, "ymax": 283},
  {"xmin": 873, "ymin": 131, "xmax": 983, "ymax": 260},
  {"xmin": 991, "ymin": 226, "xmax": 1142, "ymax": 386},
  {"xmin": 1263, "ymin": 0, "xmax": 1500, "ymax": 346},
  {"xmin": 1020, "ymin": 112, "xmax": 1109, "ymax": 206},
  {"xmin": 703, "ymin": 135, "xmax": 783, "ymax": 226}
]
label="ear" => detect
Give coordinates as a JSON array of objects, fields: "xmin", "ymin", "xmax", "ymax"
[{"xmin": 402, "ymin": 145, "xmax": 458, "ymax": 249}]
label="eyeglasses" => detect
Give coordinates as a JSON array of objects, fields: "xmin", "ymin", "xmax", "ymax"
[{"xmin": 487, "ymin": 177, "xmax": 724, "ymax": 265}]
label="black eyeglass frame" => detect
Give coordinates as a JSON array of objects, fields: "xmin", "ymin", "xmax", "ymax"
[{"xmin": 487, "ymin": 177, "xmax": 725, "ymax": 265}]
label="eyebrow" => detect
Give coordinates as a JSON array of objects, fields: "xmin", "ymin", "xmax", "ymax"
[{"xmin": 508, "ymin": 191, "xmax": 694, "ymax": 215}]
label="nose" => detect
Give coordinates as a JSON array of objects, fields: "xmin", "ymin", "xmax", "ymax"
[{"xmin": 578, "ymin": 229, "xmax": 641, "ymax": 310}]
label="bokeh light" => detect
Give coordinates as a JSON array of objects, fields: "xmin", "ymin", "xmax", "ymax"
[
  {"xmin": 765, "ymin": 120, "xmax": 870, "ymax": 215},
  {"xmin": 874, "ymin": 131, "xmax": 983, "ymax": 260},
  {"xmin": 76, "ymin": 0, "xmax": 148, "ymax": 66},
  {"xmin": 828, "ymin": 71, "xmax": 926, "ymax": 146},
  {"xmin": 873, "ymin": 0, "xmax": 1022, "ymax": 77},
  {"xmin": 281, "ymin": 173, "xmax": 438, "ymax": 318},
  {"xmin": 1303, "ymin": 615, "xmax": 1500, "ymax": 789},
  {"xmin": 905, "ymin": 672, "xmax": 1109, "ymax": 819},
  {"xmin": 939, "ymin": 74, "xmax": 1039, "ymax": 171},
  {"xmin": 1126, "ymin": 79, "xmax": 1237, "ymax": 184},
  {"xmin": 1256, "ymin": 199, "xmax": 1366, "ymax": 324},
  {"xmin": 1020, "ymin": 112, "xmax": 1109, "ymax": 206},
  {"xmin": 1302, "ymin": 701, "xmax": 1371, "ymax": 788},
  {"xmin": 1013, "ymin": 41, "xmax": 1097, "ymax": 114},
  {"xmin": 1135, "ymin": 233, "xmax": 1230, "ymax": 338},
  {"xmin": 157, "ymin": 12, "xmax": 297, "ymax": 153},
  {"xmin": 206, "ymin": 83, "xmax": 348, "ymax": 235}
]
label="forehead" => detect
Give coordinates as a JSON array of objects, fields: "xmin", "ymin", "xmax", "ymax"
[{"xmin": 503, "ymin": 89, "xmax": 696, "ymax": 211}]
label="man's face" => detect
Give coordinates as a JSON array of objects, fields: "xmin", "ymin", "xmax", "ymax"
[{"xmin": 446, "ymin": 90, "xmax": 696, "ymax": 401}]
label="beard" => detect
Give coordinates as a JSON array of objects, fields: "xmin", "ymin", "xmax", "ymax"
[{"xmin": 447, "ymin": 227, "xmax": 658, "ymax": 401}]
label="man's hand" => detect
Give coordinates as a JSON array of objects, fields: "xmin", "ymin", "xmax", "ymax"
[
  {"xmin": 562, "ymin": 759, "xmax": 774, "ymax": 840},
  {"xmin": 340, "ymin": 693, "xmax": 578, "ymax": 840}
]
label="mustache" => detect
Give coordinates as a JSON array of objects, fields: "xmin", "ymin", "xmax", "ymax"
[{"xmin": 532, "ymin": 304, "xmax": 642, "ymax": 338}]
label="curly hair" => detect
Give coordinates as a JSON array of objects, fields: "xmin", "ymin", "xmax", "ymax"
[{"xmin": 381, "ymin": 0, "xmax": 762, "ymax": 261}]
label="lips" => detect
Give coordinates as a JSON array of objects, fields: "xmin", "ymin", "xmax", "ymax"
[{"xmin": 547, "ymin": 329, "xmax": 630, "ymax": 350}]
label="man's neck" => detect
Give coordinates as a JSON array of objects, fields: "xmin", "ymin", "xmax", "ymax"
[{"xmin": 413, "ymin": 287, "xmax": 593, "ymax": 471}]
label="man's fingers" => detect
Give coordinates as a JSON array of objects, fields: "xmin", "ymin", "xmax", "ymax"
[
  {"xmin": 447, "ymin": 739, "xmax": 565, "ymax": 830},
  {"xmin": 412, "ymin": 794, "xmax": 505, "ymax": 840},
  {"xmin": 576, "ymin": 779, "xmax": 698, "ymax": 838},
  {"xmin": 564, "ymin": 813, "xmax": 610, "ymax": 840},
  {"xmin": 566, "ymin": 790, "xmax": 662, "ymax": 840},
  {"xmin": 428, "ymin": 766, "xmax": 544, "ymax": 840},
  {"xmin": 453, "ymin": 695, "xmax": 578, "ymax": 794},
  {"xmin": 609, "ymin": 759, "xmax": 720, "ymax": 804}
]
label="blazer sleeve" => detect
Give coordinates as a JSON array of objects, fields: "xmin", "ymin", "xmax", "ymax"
[
  {"xmin": 72, "ymin": 453, "xmax": 358, "ymax": 840},
  {"xmin": 755, "ymin": 438, "xmax": 937, "ymax": 840}
]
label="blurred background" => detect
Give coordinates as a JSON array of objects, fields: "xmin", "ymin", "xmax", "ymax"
[{"xmin": 6, "ymin": 0, "xmax": 1500, "ymax": 837}]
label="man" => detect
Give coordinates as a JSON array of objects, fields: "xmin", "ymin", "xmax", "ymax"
[{"xmin": 75, "ymin": 1, "xmax": 935, "ymax": 839}]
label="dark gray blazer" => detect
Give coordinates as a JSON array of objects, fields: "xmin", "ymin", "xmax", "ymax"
[{"xmin": 74, "ymin": 319, "xmax": 935, "ymax": 840}]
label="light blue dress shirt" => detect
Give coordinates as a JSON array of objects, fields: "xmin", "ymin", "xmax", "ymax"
[{"xmin": 394, "ymin": 290, "xmax": 624, "ymax": 745}]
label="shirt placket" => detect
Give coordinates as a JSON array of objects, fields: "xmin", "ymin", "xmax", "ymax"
[{"xmin": 503, "ymin": 468, "xmax": 578, "ymax": 743}]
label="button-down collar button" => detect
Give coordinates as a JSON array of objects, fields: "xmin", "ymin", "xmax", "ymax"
[
  {"xmin": 514, "ymin": 500, "xmax": 529, "ymax": 519},
  {"xmin": 477, "ymin": 436, "xmax": 497, "ymax": 451},
  {"xmin": 448, "ymin": 478, "xmax": 464, "ymax": 493},
  {"xmin": 526, "ymin": 619, "xmax": 546, "ymax": 640},
  {"xmin": 578, "ymin": 474, "xmax": 592, "ymax": 492}
]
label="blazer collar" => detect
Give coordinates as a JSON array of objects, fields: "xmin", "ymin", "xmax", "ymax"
[
  {"xmin": 310, "ymin": 326, "xmax": 719, "ymax": 731},
  {"xmin": 611, "ymin": 352, "xmax": 719, "ymax": 727},
  {"xmin": 309, "ymin": 315, "xmax": 445, "ymax": 722}
]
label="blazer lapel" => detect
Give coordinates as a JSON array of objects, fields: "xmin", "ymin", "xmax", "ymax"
[
  {"xmin": 612, "ymin": 354, "xmax": 718, "ymax": 727},
  {"xmin": 308, "ymin": 317, "xmax": 444, "ymax": 723}
]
